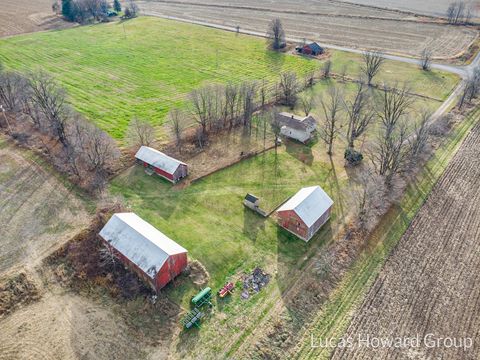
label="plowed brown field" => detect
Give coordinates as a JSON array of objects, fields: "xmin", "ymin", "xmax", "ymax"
[
  {"xmin": 0, "ymin": 139, "xmax": 89, "ymax": 276},
  {"xmin": 332, "ymin": 122, "xmax": 480, "ymax": 359},
  {"xmin": 0, "ymin": 0, "xmax": 71, "ymax": 38},
  {"xmin": 138, "ymin": 0, "xmax": 478, "ymax": 58}
]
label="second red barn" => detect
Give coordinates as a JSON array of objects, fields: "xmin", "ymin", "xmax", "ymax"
[
  {"xmin": 276, "ymin": 186, "xmax": 333, "ymax": 242},
  {"xmin": 135, "ymin": 146, "xmax": 188, "ymax": 183}
]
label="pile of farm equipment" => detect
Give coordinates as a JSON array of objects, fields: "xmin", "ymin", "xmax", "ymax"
[{"xmin": 241, "ymin": 267, "xmax": 270, "ymax": 300}]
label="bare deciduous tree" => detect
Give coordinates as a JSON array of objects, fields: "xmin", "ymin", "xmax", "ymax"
[
  {"xmin": 304, "ymin": 71, "xmax": 315, "ymax": 88},
  {"xmin": 362, "ymin": 51, "xmax": 385, "ymax": 86},
  {"xmin": 168, "ymin": 108, "xmax": 186, "ymax": 149},
  {"xmin": 371, "ymin": 84, "xmax": 413, "ymax": 185},
  {"xmin": 446, "ymin": 1, "xmax": 473, "ymax": 24},
  {"xmin": 0, "ymin": 70, "xmax": 28, "ymax": 112},
  {"xmin": 458, "ymin": 66, "xmax": 480, "ymax": 108},
  {"xmin": 351, "ymin": 169, "xmax": 387, "ymax": 230},
  {"xmin": 124, "ymin": 0, "xmax": 139, "ymax": 19},
  {"xmin": 409, "ymin": 110, "xmax": 431, "ymax": 160},
  {"xmin": 420, "ymin": 48, "xmax": 432, "ymax": 71},
  {"xmin": 28, "ymin": 71, "xmax": 69, "ymax": 146},
  {"xmin": 225, "ymin": 83, "xmax": 240, "ymax": 128},
  {"xmin": 300, "ymin": 91, "xmax": 314, "ymax": 116},
  {"xmin": 344, "ymin": 82, "xmax": 375, "ymax": 149},
  {"xmin": 278, "ymin": 72, "xmax": 298, "ymax": 108},
  {"xmin": 267, "ymin": 18, "xmax": 286, "ymax": 50},
  {"xmin": 319, "ymin": 86, "xmax": 343, "ymax": 155},
  {"xmin": 270, "ymin": 110, "xmax": 282, "ymax": 152},
  {"xmin": 240, "ymin": 81, "xmax": 257, "ymax": 131},
  {"xmin": 322, "ymin": 60, "xmax": 332, "ymax": 79},
  {"xmin": 127, "ymin": 117, "xmax": 155, "ymax": 147},
  {"xmin": 190, "ymin": 86, "xmax": 213, "ymax": 138}
]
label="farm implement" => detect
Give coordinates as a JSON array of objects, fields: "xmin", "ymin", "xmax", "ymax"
[
  {"xmin": 218, "ymin": 282, "xmax": 235, "ymax": 298},
  {"xmin": 182, "ymin": 287, "xmax": 213, "ymax": 329},
  {"xmin": 181, "ymin": 308, "xmax": 204, "ymax": 329}
]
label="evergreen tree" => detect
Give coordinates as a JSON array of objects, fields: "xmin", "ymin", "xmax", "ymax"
[
  {"xmin": 113, "ymin": 0, "xmax": 121, "ymax": 12},
  {"xmin": 61, "ymin": 0, "xmax": 74, "ymax": 21}
]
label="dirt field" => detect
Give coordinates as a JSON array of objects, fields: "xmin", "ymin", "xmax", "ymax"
[
  {"xmin": 0, "ymin": 0, "xmax": 70, "ymax": 38},
  {"xmin": 338, "ymin": 0, "xmax": 472, "ymax": 17},
  {"xmin": 331, "ymin": 122, "xmax": 480, "ymax": 359},
  {"xmin": 0, "ymin": 291, "xmax": 147, "ymax": 360},
  {"xmin": 138, "ymin": 0, "xmax": 478, "ymax": 58},
  {"xmin": 0, "ymin": 139, "xmax": 89, "ymax": 276}
]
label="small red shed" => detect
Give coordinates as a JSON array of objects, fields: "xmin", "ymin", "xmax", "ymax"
[
  {"xmin": 99, "ymin": 213, "xmax": 188, "ymax": 292},
  {"xmin": 135, "ymin": 146, "xmax": 188, "ymax": 183},
  {"xmin": 276, "ymin": 186, "xmax": 333, "ymax": 242}
]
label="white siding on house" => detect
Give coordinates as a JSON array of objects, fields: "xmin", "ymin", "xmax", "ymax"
[{"xmin": 280, "ymin": 126, "xmax": 311, "ymax": 143}]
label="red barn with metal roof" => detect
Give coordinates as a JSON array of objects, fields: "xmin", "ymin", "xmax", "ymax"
[
  {"xmin": 135, "ymin": 146, "xmax": 188, "ymax": 183},
  {"xmin": 276, "ymin": 186, "xmax": 333, "ymax": 242},
  {"xmin": 99, "ymin": 213, "xmax": 188, "ymax": 291}
]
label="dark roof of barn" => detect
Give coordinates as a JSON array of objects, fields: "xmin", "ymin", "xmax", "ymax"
[{"xmin": 307, "ymin": 42, "xmax": 323, "ymax": 53}]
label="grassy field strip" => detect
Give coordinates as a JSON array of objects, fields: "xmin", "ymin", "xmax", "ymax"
[
  {"xmin": 292, "ymin": 106, "xmax": 480, "ymax": 359},
  {"xmin": 0, "ymin": 17, "xmax": 459, "ymax": 142}
]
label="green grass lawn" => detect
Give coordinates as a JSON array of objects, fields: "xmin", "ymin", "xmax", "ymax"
[
  {"xmin": 110, "ymin": 139, "xmax": 350, "ymax": 357},
  {"xmin": 0, "ymin": 17, "xmax": 319, "ymax": 140},
  {"xmin": 328, "ymin": 51, "xmax": 459, "ymax": 101},
  {"xmin": 110, "ymin": 145, "xmax": 345, "ymax": 296},
  {"xmin": 288, "ymin": 78, "xmax": 442, "ymax": 140},
  {"xmin": 0, "ymin": 17, "xmax": 458, "ymax": 142}
]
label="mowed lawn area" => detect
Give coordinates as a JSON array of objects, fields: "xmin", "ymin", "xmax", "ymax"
[
  {"xmin": 0, "ymin": 17, "xmax": 459, "ymax": 142},
  {"xmin": 0, "ymin": 17, "xmax": 319, "ymax": 140},
  {"xmin": 110, "ymin": 142, "xmax": 347, "ymax": 300}
]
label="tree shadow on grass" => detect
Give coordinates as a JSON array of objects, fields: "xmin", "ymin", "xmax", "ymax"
[
  {"xmin": 285, "ymin": 139, "xmax": 314, "ymax": 166},
  {"xmin": 243, "ymin": 207, "xmax": 266, "ymax": 243}
]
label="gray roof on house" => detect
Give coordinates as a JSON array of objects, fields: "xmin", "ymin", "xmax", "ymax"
[
  {"xmin": 277, "ymin": 186, "xmax": 333, "ymax": 227},
  {"xmin": 276, "ymin": 112, "xmax": 317, "ymax": 131},
  {"xmin": 135, "ymin": 146, "xmax": 186, "ymax": 174},
  {"xmin": 99, "ymin": 213, "xmax": 187, "ymax": 279}
]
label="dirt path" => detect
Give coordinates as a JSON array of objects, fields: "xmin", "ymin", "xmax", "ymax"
[{"xmin": 332, "ymin": 122, "xmax": 480, "ymax": 359}]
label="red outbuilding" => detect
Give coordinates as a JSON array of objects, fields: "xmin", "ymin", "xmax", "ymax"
[
  {"xmin": 135, "ymin": 146, "xmax": 188, "ymax": 183},
  {"xmin": 276, "ymin": 186, "xmax": 333, "ymax": 242},
  {"xmin": 99, "ymin": 213, "xmax": 188, "ymax": 292}
]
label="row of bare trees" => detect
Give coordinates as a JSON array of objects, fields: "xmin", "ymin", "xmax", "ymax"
[
  {"xmin": 314, "ymin": 81, "xmax": 432, "ymax": 187},
  {"xmin": 0, "ymin": 66, "xmax": 119, "ymax": 193}
]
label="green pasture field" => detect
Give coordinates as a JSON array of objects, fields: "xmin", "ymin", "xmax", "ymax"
[
  {"xmin": 0, "ymin": 17, "xmax": 319, "ymax": 140},
  {"xmin": 0, "ymin": 17, "xmax": 458, "ymax": 142}
]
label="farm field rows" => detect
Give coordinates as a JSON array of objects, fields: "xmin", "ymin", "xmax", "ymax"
[
  {"xmin": 294, "ymin": 106, "xmax": 480, "ymax": 359},
  {"xmin": 138, "ymin": 0, "xmax": 478, "ymax": 58},
  {"xmin": 0, "ymin": 138, "xmax": 90, "ymax": 277},
  {"xmin": 0, "ymin": 17, "xmax": 460, "ymax": 142},
  {"xmin": 0, "ymin": 12, "xmax": 474, "ymax": 360},
  {"xmin": 338, "ymin": 0, "xmax": 459, "ymax": 17},
  {"xmin": 0, "ymin": 0, "xmax": 71, "ymax": 38},
  {"xmin": 331, "ymin": 121, "xmax": 480, "ymax": 359}
]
